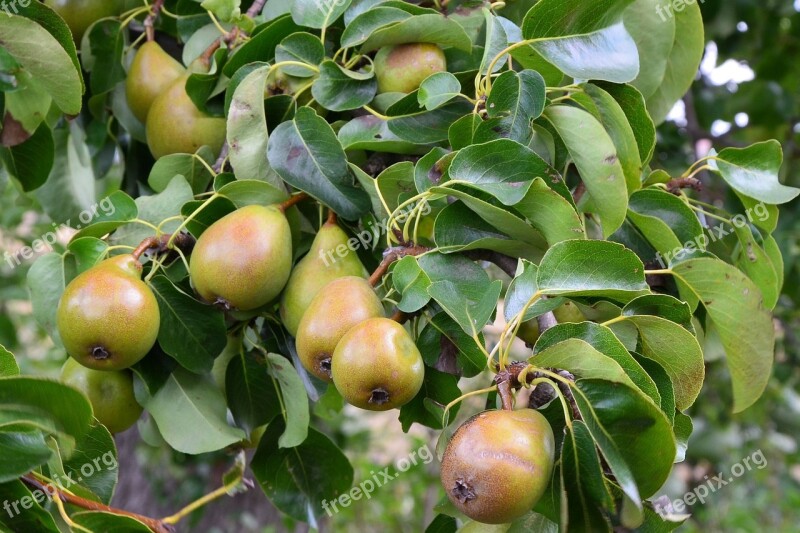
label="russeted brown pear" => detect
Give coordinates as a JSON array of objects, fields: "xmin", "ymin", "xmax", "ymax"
[
  {"xmin": 60, "ymin": 358, "xmax": 143, "ymax": 434},
  {"xmin": 56, "ymin": 255, "xmax": 160, "ymax": 371},
  {"xmin": 440, "ymin": 409, "xmax": 555, "ymax": 524},
  {"xmin": 332, "ymin": 317, "xmax": 424, "ymax": 410},
  {"xmin": 280, "ymin": 220, "xmax": 367, "ymax": 337},
  {"xmin": 295, "ymin": 277, "xmax": 383, "ymax": 381},
  {"xmin": 145, "ymin": 71, "xmax": 226, "ymax": 159},
  {"xmin": 126, "ymin": 41, "xmax": 186, "ymax": 123},
  {"xmin": 189, "ymin": 205, "xmax": 293, "ymax": 311}
]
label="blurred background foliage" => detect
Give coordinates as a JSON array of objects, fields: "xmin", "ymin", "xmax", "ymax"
[{"xmin": 0, "ymin": 0, "xmax": 798, "ymax": 531}]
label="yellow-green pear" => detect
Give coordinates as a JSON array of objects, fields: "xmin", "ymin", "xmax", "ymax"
[
  {"xmin": 332, "ymin": 317, "xmax": 424, "ymax": 411},
  {"xmin": 44, "ymin": 0, "xmax": 123, "ymax": 43},
  {"xmin": 280, "ymin": 220, "xmax": 368, "ymax": 337},
  {"xmin": 145, "ymin": 72, "xmax": 226, "ymax": 159},
  {"xmin": 126, "ymin": 41, "xmax": 186, "ymax": 123},
  {"xmin": 61, "ymin": 358, "xmax": 143, "ymax": 434},
  {"xmin": 56, "ymin": 255, "xmax": 160, "ymax": 371},
  {"xmin": 295, "ymin": 277, "xmax": 384, "ymax": 382},
  {"xmin": 189, "ymin": 205, "xmax": 293, "ymax": 311},
  {"xmin": 374, "ymin": 43, "xmax": 447, "ymax": 94}
]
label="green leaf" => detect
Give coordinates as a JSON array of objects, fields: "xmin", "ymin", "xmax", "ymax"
[
  {"xmin": 447, "ymin": 139, "xmax": 550, "ymax": 205},
  {"xmin": 84, "ymin": 19, "xmax": 126, "ymax": 96},
  {"xmin": 135, "ymin": 368, "xmax": 246, "ymax": 455},
  {"xmin": 341, "ymin": 7, "xmax": 412, "ymax": 48},
  {"xmin": 448, "ymin": 113, "xmax": 482, "ymax": 150},
  {"xmin": 223, "ymin": 16, "xmax": 304, "ymax": 77},
  {"xmin": 624, "ymin": 0, "xmax": 676, "ymax": 100},
  {"xmin": 417, "ymin": 313, "xmax": 487, "ymax": 378},
  {"xmin": 265, "ymin": 353, "xmax": 310, "ymax": 448},
  {"xmin": 359, "ymin": 14, "xmax": 472, "ymax": 53},
  {"xmin": 386, "ymin": 97, "xmax": 473, "ymax": 144},
  {"xmin": 217, "ymin": 178, "xmax": 289, "ymax": 207},
  {"xmin": 595, "ymin": 82, "xmax": 656, "ymax": 166},
  {"xmin": 573, "ymin": 379, "xmax": 675, "ymax": 500},
  {"xmin": 275, "ymin": 32, "xmax": 325, "ymax": 77},
  {"xmin": 622, "ymin": 294, "xmax": 693, "ymax": 331},
  {"xmin": 267, "ymin": 107, "xmax": 370, "ymax": 219},
  {"xmin": 0, "ymin": 431, "xmax": 52, "ymax": 483},
  {"xmin": 291, "ymin": 0, "xmax": 352, "ymax": 29},
  {"xmin": 67, "ymin": 237, "xmax": 107, "ymax": 274},
  {"xmin": 201, "ymin": 0, "xmax": 242, "ymax": 22},
  {"xmin": 671, "ymin": 258, "xmax": 774, "ymax": 412},
  {"xmin": 536, "ymin": 322, "xmax": 661, "ymax": 404},
  {"xmin": 640, "ymin": 1, "xmax": 704, "ymax": 124},
  {"xmin": 72, "ymin": 511, "xmax": 152, "ymax": 532},
  {"xmin": 226, "ymin": 349, "xmax": 281, "ymax": 434},
  {"xmin": 226, "ymin": 64, "xmax": 285, "ymax": 190},
  {"xmin": 251, "ymin": 420, "xmax": 354, "ymax": 522},
  {"xmin": 429, "ymin": 279, "xmax": 503, "ymax": 336},
  {"xmin": 531, "ymin": 338, "xmax": 639, "ymax": 389},
  {"xmin": 731, "ymin": 224, "xmax": 780, "ymax": 309},
  {"xmin": 537, "ymin": 240, "xmax": 650, "ymax": 301},
  {"xmin": 147, "ymin": 276, "xmax": 227, "ymax": 374},
  {"xmin": 418, "ymin": 72, "xmax": 462, "ymax": 111},
  {"xmin": 711, "ymin": 141, "xmax": 799, "ymax": 205},
  {"xmin": 4, "ymin": 122, "xmax": 54, "ymax": 191},
  {"xmin": 339, "ymin": 115, "xmax": 430, "ymax": 155},
  {"xmin": 514, "ymin": 178, "xmax": 587, "ymax": 245},
  {"xmin": 576, "ymin": 83, "xmax": 643, "ymax": 194},
  {"xmin": 485, "ymin": 70, "xmax": 546, "ymax": 143},
  {"xmin": 71, "ymin": 191, "xmax": 138, "ymax": 241},
  {"xmin": 61, "ymin": 423, "xmax": 118, "ymax": 504},
  {"xmin": 399, "ymin": 367, "xmax": 461, "ymax": 431},
  {"xmin": 0, "ymin": 15, "xmax": 83, "ymax": 114},
  {"xmin": 312, "ymin": 60, "xmax": 377, "ymax": 111},
  {"xmin": 148, "ymin": 149, "xmax": 216, "ymax": 195},
  {"xmin": 0, "ymin": 479, "xmax": 59, "ymax": 531},
  {"xmin": 544, "ymin": 105, "xmax": 629, "ymax": 237},
  {"xmin": 27, "ymin": 252, "xmax": 73, "ymax": 346},
  {"xmin": 478, "ymin": 7, "xmax": 510, "ymax": 75},
  {"xmin": 0, "ymin": 345, "xmax": 19, "ymax": 377},
  {"xmin": 624, "ymin": 315, "xmax": 704, "ymax": 410},
  {"xmin": 0, "ymin": 376, "xmax": 93, "ymax": 454},
  {"xmin": 627, "ymin": 188, "xmax": 704, "ymax": 254}
]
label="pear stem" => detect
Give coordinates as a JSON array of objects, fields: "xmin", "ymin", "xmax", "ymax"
[
  {"xmin": 21, "ymin": 474, "xmax": 174, "ymax": 533},
  {"xmin": 278, "ymin": 192, "xmax": 311, "ymax": 212},
  {"xmin": 368, "ymin": 245, "xmax": 431, "ymax": 287},
  {"xmin": 326, "ymin": 209, "xmax": 337, "ymax": 225},
  {"xmin": 390, "ymin": 309, "xmax": 409, "ymax": 324},
  {"xmin": 246, "ymin": 0, "xmax": 268, "ymax": 17},
  {"xmin": 132, "ymin": 237, "xmax": 160, "ymax": 261},
  {"xmin": 144, "ymin": 0, "xmax": 165, "ymax": 42}
]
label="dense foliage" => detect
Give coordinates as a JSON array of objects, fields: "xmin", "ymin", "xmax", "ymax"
[{"xmin": 0, "ymin": 0, "xmax": 797, "ymax": 531}]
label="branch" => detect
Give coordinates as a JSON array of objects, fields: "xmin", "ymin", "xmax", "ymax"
[
  {"xmin": 666, "ymin": 177, "xmax": 702, "ymax": 195},
  {"xmin": 536, "ymin": 310, "xmax": 558, "ymax": 334},
  {"xmin": 21, "ymin": 475, "xmax": 173, "ymax": 533},
  {"xmin": 246, "ymin": 0, "xmax": 267, "ymax": 17},
  {"xmin": 368, "ymin": 245, "xmax": 431, "ymax": 287},
  {"xmin": 213, "ymin": 141, "xmax": 229, "ymax": 173},
  {"xmin": 132, "ymin": 233, "xmax": 196, "ymax": 261},
  {"xmin": 463, "ymin": 250, "xmax": 517, "ymax": 278}
]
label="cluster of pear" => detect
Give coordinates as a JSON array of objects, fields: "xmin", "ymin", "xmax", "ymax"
[{"xmin": 125, "ymin": 41, "xmax": 226, "ymax": 159}]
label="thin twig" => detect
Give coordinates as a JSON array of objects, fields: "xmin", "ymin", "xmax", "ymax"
[
  {"xmin": 278, "ymin": 192, "xmax": 311, "ymax": 212},
  {"xmin": 143, "ymin": 0, "xmax": 165, "ymax": 42},
  {"xmin": 368, "ymin": 245, "xmax": 431, "ymax": 287},
  {"xmin": 21, "ymin": 475, "xmax": 173, "ymax": 533},
  {"xmin": 213, "ymin": 141, "xmax": 229, "ymax": 173},
  {"xmin": 246, "ymin": 0, "xmax": 267, "ymax": 17}
]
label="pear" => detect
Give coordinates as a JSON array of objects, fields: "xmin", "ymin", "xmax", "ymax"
[
  {"xmin": 280, "ymin": 221, "xmax": 367, "ymax": 337},
  {"xmin": 440, "ymin": 409, "xmax": 555, "ymax": 524},
  {"xmin": 295, "ymin": 277, "xmax": 384, "ymax": 382},
  {"xmin": 60, "ymin": 358, "xmax": 143, "ymax": 434},
  {"xmin": 189, "ymin": 205, "xmax": 293, "ymax": 311},
  {"xmin": 126, "ymin": 41, "xmax": 186, "ymax": 124},
  {"xmin": 56, "ymin": 255, "xmax": 160, "ymax": 371},
  {"xmin": 44, "ymin": 0, "xmax": 123, "ymax": 43},
  {"xmin": 145, "ymin": 72, "xmax": 226, "ymax": 159},
  {"xmin": 374, "ymin": 43, "xmax": 447, "ymax": 94},
  {"xmin": 332, "ymin": 317, "xmax": 424, "ymax": 410}
]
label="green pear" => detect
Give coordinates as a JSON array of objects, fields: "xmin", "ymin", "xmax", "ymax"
[
  {"xmin": 332, "ymin": 317, "xmax": 424, "ymax": 411},
  {"xmin": 189, "ymin": 205, "xmax": 293, "ymax": 311},
  {"xmin": 56, "ymin": 255, "xmax": 160, "ymax": 371},
  {"xmin": 374, "ymin": 43, "xmax": 447, "ymax": 94},
  {"xmin": 295, "ymin": 277, "xmax": 384, "ymax": 382},
  {"xmin": 126, "ymin": 41, "xmax": 186, "ymax": 124},
  {"xmin": 60, "ymin": 358, "xmax": 143, "ymax": 434},
  {"xmin": 280, "ymin": 221, "xmax": 368, "ymax": 337},
  {"xmin": 145, "ymin": 72, "xmax": 226, "ymax": 159},
  {"xmin": 553, "ymin": 300, "xmax": 585, "ymax": 323},
  {"xmin": 44, "ymin": 0, "xmax": 123, "ymax": 43}
]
